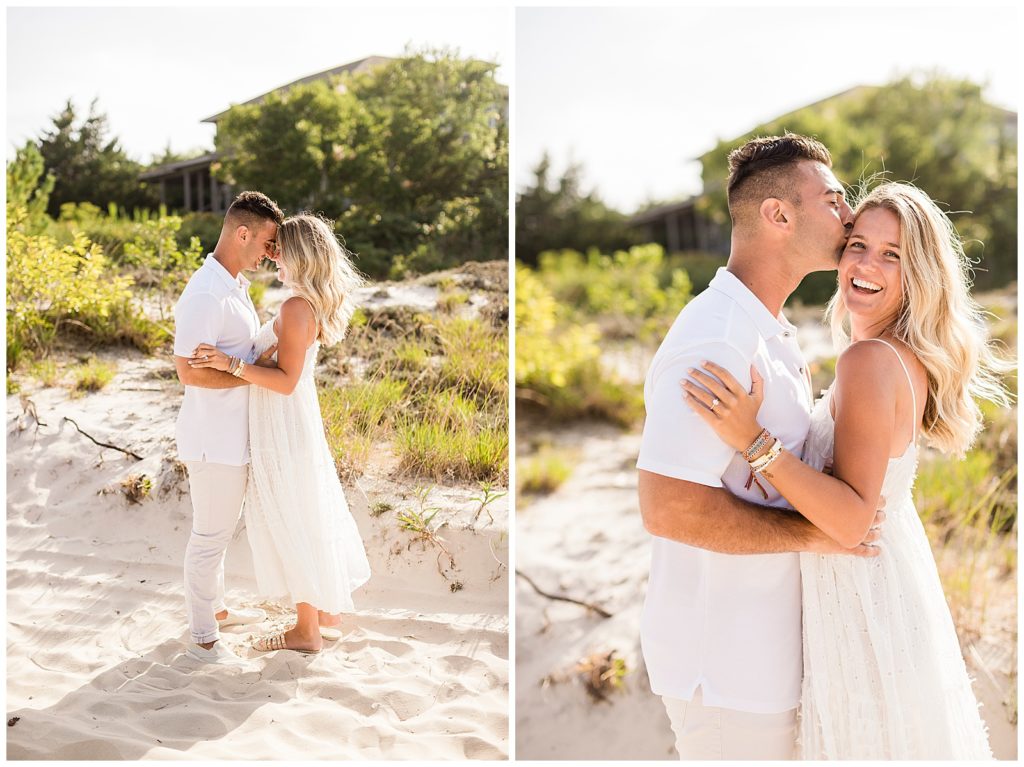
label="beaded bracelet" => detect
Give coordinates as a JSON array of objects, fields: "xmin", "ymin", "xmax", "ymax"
[
  {"xmin": 749, "ymin": 438, "xmax": 783, "ymax": 473},
  {"xmin": 742, "ymin": 428, "xmax": 770, "ymax": 462},
  {"xmin": 233, "ymin": 359, "xmax": 246, "ymax": 378}
]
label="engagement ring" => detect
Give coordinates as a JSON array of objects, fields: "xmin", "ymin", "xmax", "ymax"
[{"xmin": 710, "ymin": 397, "xmax": 720, "ymax": 412}]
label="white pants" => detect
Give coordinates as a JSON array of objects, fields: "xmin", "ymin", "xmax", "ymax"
[
  {"xmin": 662, "ymin": 688, "xmax": 797, "ymax": 760},
  {"xmin": 184, "ymin": 461, "xmax": 248, "ymax": 643}
]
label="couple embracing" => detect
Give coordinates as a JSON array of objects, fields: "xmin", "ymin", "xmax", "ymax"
[
  {"xmin": 172, "ymin": 192, "xmax": 370, "ymax": 665},
  {"xmin": 638, "ymin": 135, "xmax": 1009, "ymax": 759}
]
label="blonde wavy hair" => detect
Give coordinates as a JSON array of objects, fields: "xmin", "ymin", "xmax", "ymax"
[
  {"xmin": 277, "ymin": 213, "xmax": 365, "ymax": 346},
  {"xmin": 825, "ymin": 182, "xmax": 1012, "ymax": 456}
]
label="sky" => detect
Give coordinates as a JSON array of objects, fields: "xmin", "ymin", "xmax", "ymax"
[
  {"xmin": 6, "ymin": 6, "xmax": 512, "ymax": 162},
  {"xmin": 517, "ymin": 6, "xmax": 1021, "ymax": 212}
]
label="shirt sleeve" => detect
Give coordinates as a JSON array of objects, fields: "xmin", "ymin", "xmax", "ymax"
[
  {"xmin": 173, "ymin": 292, "xmax": 224, "ymax": 358},
  {"xmin": 636, "ymin": 340, "xmax": 752, "ymax": 487}
]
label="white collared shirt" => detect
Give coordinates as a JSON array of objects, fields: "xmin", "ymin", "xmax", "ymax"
[
  {"xmin": 637, "ymin": 267, "xmax": 813, "ymax": 714},
  {"xmin": 173, "ymin": 255, "xmax": 259, "ymax": 466}
]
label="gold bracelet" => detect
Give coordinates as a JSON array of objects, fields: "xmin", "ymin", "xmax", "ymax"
[
  {"xmin": 227, "ymin": 356, "xmax": 240, "ymax": 375},
  {"xmin": 234, "ymin": 359, "xmax": 246, "ymax": 378}
]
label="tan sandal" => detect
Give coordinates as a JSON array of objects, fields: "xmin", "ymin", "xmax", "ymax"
[{"xmin": 252, "ymin": 631, "xmax": 321, "ymax": 655}]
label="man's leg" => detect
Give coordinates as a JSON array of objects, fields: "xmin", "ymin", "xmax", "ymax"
[
  {"xmin": 662, "ymin": 688, "xmax": 796, "ymax": 760},
  {"xmin": 183, "ymin": 461, "xmax": 247, "ymax": 645}
]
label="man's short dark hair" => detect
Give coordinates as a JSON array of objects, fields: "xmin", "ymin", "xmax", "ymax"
[
  {"xmin": 726, "ymin": 134, "xmax": 832, "ymax": 227},
  {"xmin": 225, "ymin": 191, "xmax": 284, "ymax": 231}
]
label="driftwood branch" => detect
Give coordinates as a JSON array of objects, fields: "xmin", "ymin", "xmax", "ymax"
[
  {"xmin": 516, "ymin": 570, "xmax": 612, "ymax": 618},
  {"xmin": 62, "ymin": 417, "xmax": 142, "ymax": 460},
  {"xmin": 18, "ymin": 396, "xmax": 47, "ymax": 429}
]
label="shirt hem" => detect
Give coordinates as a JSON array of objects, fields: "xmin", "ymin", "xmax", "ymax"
[
  {"xmin": 636, "ymin": 459, "xmax": 723, "ymax": 488},
  {"xmin": 652, "ymin": 681, "xmax": 799, "ymax": 715}
]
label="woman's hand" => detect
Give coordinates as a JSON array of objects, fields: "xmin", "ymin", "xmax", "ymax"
[
  {"xmin": 189, "ymin": 343, "xmax": 232, "ymax": 372},
  {"xmin": 681, "ymin": 362, "xmax": 765, "ymax": 453}
]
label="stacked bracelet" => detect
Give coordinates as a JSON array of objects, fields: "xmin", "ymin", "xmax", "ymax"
[
  {"xmin": 742, "ymin": 428, "xmax": 771, "ymax": 461},
  {"xmin": 228, "ymin": 356, "xmax": 240, "ymax": 375},
  {"xmin": 749, "ymin": 438, "xmax": 783, "ymax": 473},
  {"xmin": 232, "ymin": 358, "xmax": 246, "ymax": 378}
]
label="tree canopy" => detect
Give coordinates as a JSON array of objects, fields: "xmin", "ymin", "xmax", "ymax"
[
  {"xmin": 515, "ymin": 153, "xmax": 637, "ymax": 266},
  {"xmin": 37, "ymin": 99, "xmax": 157, "ymax": 217},
  {"xmin": 699, "ymin": 74, "xmax": 1017, "ymax": 290},
  {"xmin": 214, "ymin": 49, "xmax": 508, "ymax": 277}
]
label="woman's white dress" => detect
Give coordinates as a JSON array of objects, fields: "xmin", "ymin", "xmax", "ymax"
[
  {"xmin": 244, "ymin": 317, "xmax": 370, "ymax": 614},
  {"xmin": 798, "ymin": 339, "xmax": 991, "ymax": 759}
]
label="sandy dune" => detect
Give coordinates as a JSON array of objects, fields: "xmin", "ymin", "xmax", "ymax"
[{"xmin": 6, "ymin": 352, "xmax": 508, "ymax": 760}]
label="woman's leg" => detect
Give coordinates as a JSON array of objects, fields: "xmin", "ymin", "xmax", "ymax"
[
  {"xmin": 318, "ymin": 610, "xmax": 342, "ymax": 628},
  {"xmin": 281, "ymin": 602, "xmax": 323, "ymax": 651}
]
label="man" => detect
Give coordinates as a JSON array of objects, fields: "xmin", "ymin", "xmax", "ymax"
[
  {"xmin": 172, "ymin": 191, "xmax": 283, "ymax": 664},
  {"xmin": 636, "ymin": 135, "xmax": 883, "ymax": 759}
]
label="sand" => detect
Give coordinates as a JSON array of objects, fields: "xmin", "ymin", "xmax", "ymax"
[
  {"xmin": 6, "ymin": 349, "xmax": 508, "ymax": 760},
  {"xmin": 514, "ymin": 420, "xmax": 1016, "ymax": 760}
]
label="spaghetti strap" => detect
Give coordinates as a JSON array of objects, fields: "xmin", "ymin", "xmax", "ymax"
[{"xmin": 864, "ymin": 338, "xmax": 917, "ymax": 440}]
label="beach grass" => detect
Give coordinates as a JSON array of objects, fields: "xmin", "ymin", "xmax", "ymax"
[
  {"xmin": 318, "ymin": 265, "xmax": 508, "ymax": 485},
  {"xmin": 517, "ymin": 444, "xmax": 577, "ymax": 497},
  {"xmin": 71, "ymin": 358, "xmax": 117, "ymax": 392}
]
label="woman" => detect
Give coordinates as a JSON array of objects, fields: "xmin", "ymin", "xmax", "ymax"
[
  {"xmin": 190, "ymin": 213, "xmax": 371, "ymax": 655},
  {"xmin": 682, "ymin": 182, "xmax": 1009, "ymax": 759}
]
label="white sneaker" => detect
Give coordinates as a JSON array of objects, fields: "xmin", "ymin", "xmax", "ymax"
[
  {"xmin": 186, "ymin": 641, "xmax": 246, "ymax": 665},
  {"xmin": 217, "ymin": 607, "xmax": 268, "ymax": 629}
]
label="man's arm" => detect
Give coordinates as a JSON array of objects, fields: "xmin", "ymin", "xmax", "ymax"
[
  {"xmin": 638, "ymin": 470, "xmax": 881, "ymax": 556},
  {"xmin": 173, "ymin": 356, "xmax": 250, "ymax": 389}
]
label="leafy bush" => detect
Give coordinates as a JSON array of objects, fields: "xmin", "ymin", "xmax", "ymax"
[
  {"xmin": 7, "ymin": 207, "xmax": 133, "ymax": 369},
  {"xmin": 7, "ymin": 142, "xmax": 55, "ymax": 236},
  {"xmin": 72, "ymin": 357, "xmax": 117, "ymax": 391},
  {"xmin": 515, "ymin": 246, "xmax": 688, "ymax": 425},
  {"xmin": 57, "ymin": 202, "xmax": 203, "ymax": 277},
  {"xmin": 6, "ymin": 201, "xmax": 178, "ymax": 369},
  {"xmin": 537, "ymin": 244, "xmax": 691, "ymax": 341},
  {"xmin": 177, "ymin": 212, "xmax": 222, "ymax": 254}
]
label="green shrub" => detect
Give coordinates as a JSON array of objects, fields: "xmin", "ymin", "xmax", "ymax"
[
  {"xmin": 6, "ymin": 206, "xmax": 174, "ymax": 370},
  {"xmin": 536, "ymin": 244, "xmax": 692, "ymax": 341},
  {"xmin": 29, "ymin": 358, "xmax": 61, "ymax": 387},
  {"xmin": 248, "ymin": 279, "xmax": 267, "ymax": 310},
  {"xmin": 515, "ymin": 264, "xmax": 643, "ymax": 425},
  {"xmin": 667, "ymin": 251, "xmax": 727, "ymax": 295},
  {"xmin": 7, "ymin": 207, "xmax": 133, "ymax": 369},
  {"xmin": 72, "ymin": 357, "xmax": 116, "ymax": 391},
  {"xmin": 177, "ymin": 212, "xmax": 222, "ymax": 254},
  {"xmin": 517, "ymin": 445, "xmax": 576, "ymax": 496}
]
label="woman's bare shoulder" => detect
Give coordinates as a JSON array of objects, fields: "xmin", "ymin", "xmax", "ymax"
[{"xmin": 276, "ymin": 296, "xmax": 317, "ymax": 343}]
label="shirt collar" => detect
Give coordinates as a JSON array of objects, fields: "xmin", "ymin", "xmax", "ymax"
[
  {"xmin": 707, "ymin": 267, "xmax": 789, "ymax": 340},
  {"xmin": 205, "ymin": 253, "xmax": 250, "ymax": 290}
]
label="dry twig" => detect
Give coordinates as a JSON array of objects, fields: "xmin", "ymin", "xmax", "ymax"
[
  {"xmin": 62, "ymin": 417, "xmax": 142, "ymax": 460},
  {"xmin": 515, "ymin": 570, "xmax": 612, "ymax": 618}
]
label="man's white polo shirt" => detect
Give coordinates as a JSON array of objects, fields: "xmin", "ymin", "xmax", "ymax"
[
  {"xmin": 637, "ymin": 267, "xmax": 813, "ymax": 714},
  {"xmin": 173, "ymin": 255, "xmax": 259, "ymax": 466}
]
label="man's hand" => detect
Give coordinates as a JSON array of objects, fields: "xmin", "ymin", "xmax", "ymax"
[
  {"xmin": 804, "ymin": 506, "xmax": 885, "ymax": 557},
  {"xmin": 253, "ymin": 344, "xmax": 278, "ymax": 367}
]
